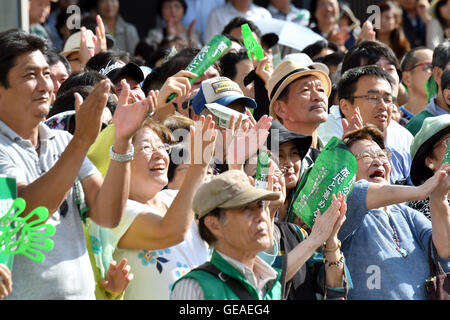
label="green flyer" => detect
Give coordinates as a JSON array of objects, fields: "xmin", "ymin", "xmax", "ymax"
[
  {"xmin": 0, "ymin": 176, "xmax": 17, "ymax": 270},
  {"xmin": 289, "ymin": 137, "xmax": 357, "ymax": 228}
]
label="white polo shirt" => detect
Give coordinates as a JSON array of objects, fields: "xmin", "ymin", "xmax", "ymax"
[{"xmin": 0, "ymin": 120, "xmax": 100, "ymax": 299}]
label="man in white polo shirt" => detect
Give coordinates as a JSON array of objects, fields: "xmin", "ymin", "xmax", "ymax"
[{"xmin": 0, "ymin": 29, "xmax": 150, "ymax": 299}]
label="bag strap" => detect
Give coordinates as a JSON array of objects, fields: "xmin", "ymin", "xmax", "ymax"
[
  {"xmin": 428, "ymin": 238, "xmax": 446, "ymax": 276},
  {"xmin": 194, "ymin": 263, "xmax": 256, "ymax": 300}
]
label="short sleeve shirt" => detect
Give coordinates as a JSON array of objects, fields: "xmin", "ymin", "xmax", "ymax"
[{"xmin": 0, "ymin": 121, "xmax": 100, "ymax": 299}]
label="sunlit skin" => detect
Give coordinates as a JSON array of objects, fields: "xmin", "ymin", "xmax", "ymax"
[
  {"xmin": 114, "ymin": 76, "xmax": 145, "ymax": 104},
  {"xmin": 425, "ymin": 133, "xmax": 450, "ymax": 172},
  {"xmin": 0, "ymin": 50, "xmax": 53, "ymax": 142},
  {"xmin": 129, "ymin": 128, "xmax": 170, "ymax": 205},
  {"xmin": 206, "ymin": 200, "xmax": 273, "ymax": 268},
  {"xmin": 28, "ymin": 0, "xmax": 52, "ymax": 25},
  {"xmin": 341, "ymin": 76, "xmax": 394, "ymax": 133},
  {"xmin": 349, "ymin": 139, "xmax": 391, "ymax": 185},
  {"xmin": 49, "ymin": 61, "xmax": 69, "ymax": 95}
]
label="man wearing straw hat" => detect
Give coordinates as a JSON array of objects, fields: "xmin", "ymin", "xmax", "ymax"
[{"xmin": 267, "ymin": 57, "xmax": 332, "ymax": 152}]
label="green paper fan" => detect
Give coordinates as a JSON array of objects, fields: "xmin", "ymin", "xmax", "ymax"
[{"xmin": 0, "ymin": 198, "xmax": 56, "ymax": 263}]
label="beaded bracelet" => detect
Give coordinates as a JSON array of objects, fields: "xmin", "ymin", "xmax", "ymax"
[
  {"xmin": 323, "ymin": 255, "xmax": 345, "ymax": 268},
  {"xmin": 323, "ymin": 240, "xmax": 341, "ymax": 253}
]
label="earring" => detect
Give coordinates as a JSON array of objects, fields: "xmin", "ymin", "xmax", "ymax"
[{"xmin": 429, "ymin": 163, "xmax": 435, "ymax": 170}]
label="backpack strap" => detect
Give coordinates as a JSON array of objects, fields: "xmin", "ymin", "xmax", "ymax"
[{"xmin": 193, "ymin": 263, "xmax": 256, "ymax": 300}]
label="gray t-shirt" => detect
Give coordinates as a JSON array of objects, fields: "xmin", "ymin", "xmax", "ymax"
[{"xmin": 0, "ymin": 121, "xmax": 99, "ymax": 299}]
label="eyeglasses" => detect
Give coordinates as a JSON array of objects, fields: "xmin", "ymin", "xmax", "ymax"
[
  {"xmin": 355, "ymin": 149, "xmax": 392, "ymax": 164},
  {"xmin": 139, "ymin": 143, "xmax": 171, "ymax": 155},
  {"xmin": 404, "ymin": 62, "xmax": 433, "ymax": 73},
  {"xmin": 344, "ymin": 93, "xmax": 394, "ymax": 107}
]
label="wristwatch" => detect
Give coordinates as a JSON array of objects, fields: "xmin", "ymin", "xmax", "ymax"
[{"xmin": 109, "ymin": 144, "xmax": 134, "ymax": 162}]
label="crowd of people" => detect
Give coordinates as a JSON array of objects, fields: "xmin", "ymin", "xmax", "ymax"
[{"xmin": 0, "ymin": 0, "xmax": 450, "ymax": 301}]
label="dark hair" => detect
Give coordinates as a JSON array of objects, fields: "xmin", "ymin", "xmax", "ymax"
[
  {"xmin": 49, "ymin": 85, "xmax": 117, "ymax": 133},
  {"xmin": 198, "ymin": 207, "xmax": 225, "ymax": 245},
  {"xmin": 221, "ymin": 16, "xmax": 262, "ymax": 41},
  {"xmin": 341, "ymin": 40, "xmax": 401, "ymax": 79},
  {"xmin": 46, "ymin": 50, "xmax": 72, "ymax": 75},
  {"xmin": 302, "ymin": 40, "xmax": 339, "ymax": 60},
  {"xmin": 157, "ymin": 0, "xmax": 187, "ymax": 17},
  {"xmin": 338, "ymin": 65, "xmax": 395, "ymax": 103},
  {"xmin": 143, "ymin": 47, "xmax": 221, "ymax": 94},
  {"xmin": 435, "ymin": 0, "xmax": 450, "ymax": 30},
  {"xmin": 134, "ymin": 41, "xmax": 156, "ymax": 66},
  {"xmin": 432, "ymin": 39, "xmax": 450, "ymax": 70},
  {"xmin": 442, "ymin": 67, "xmax": 450, "ymax": 92},
  {"xmin": 80, "ymin": 15, "xmax": 98, "ymax": 34},
  {"xmin": 315, "ymin": 51, "xmax": 345, "ymax": 69},
  {"xmin": 219, "ymin": 49, "xmax": 249, "ymax": 80},
  {"xmin": 375, "ymin": 1, "xmax": 411, "ymax": 61},
  {"xmin": 0, "ymin": 29, "xmax": 48, "ymax": 88},
  {"xmin": 342, "ymin": 124, "xmax": 386, "ymax": 150},
  {"xmin": 57, "ymin": 70, "xmax": 117, "ymax": 101},
  {"xmin": 55, "ymin": 10, "xmax": 74, "ymax": 38},
  {"xmin": 400, "ymin": 46, "xmax": 429, "ymax": 72},
  {"xmin": 85, "ymin": 50, "xmax": 131, "ymax": 72}
]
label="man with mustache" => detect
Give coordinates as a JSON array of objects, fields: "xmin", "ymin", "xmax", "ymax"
[{"xmin": 268, "ymin": 59, "xmax": 331, "ymax": 152}]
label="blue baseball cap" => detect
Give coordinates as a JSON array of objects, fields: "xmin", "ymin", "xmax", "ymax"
[{"xmin": 192, "ymin": 77, "xmax": 257, "ymax": 115}]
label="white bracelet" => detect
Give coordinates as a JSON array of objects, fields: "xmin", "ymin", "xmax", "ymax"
[{"xmin": 109, "ymin": 144, "xmax": 134, "ymax": 162}]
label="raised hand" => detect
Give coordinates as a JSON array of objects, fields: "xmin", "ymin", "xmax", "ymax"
[
  {"xmin": 357, "ymin": 20, "xmax": 376, "ymax": 43},
  {"xmin": 113, "ymin": 79, "xmax": 155, "ymax": 141},
  {"xmin": 189, "ymin": 115, "xmax": 217, "ymax": 167},
  {"xmin": 429, "ymin": 163, "xmax": 450, "ymax": 201},
  {"xmin": 79, "ymin": 27, "xmax": 95, "ymax": 66},
  {"xmin": 73, "ymin": 80, "xmax": 110, "ymax": 146},
  {"xmin": 94, "ymin": 15, "xmax": 108, "ymax": 54},
  {"xmin": 253, "ymin": 55, "xmax": 274, "ymax": 89},
  {"xmin": 100, "ymin": 258, "xmax": 134, "ymax": 299},
  {"xmin": 342, "ymin": 107, "xmax": 363, "ymax": 135},
  {"xmin": 308, "ymin": 193, "xmax": 344, "ymax": 247},
  {"xmin": 226, "ymin": 111, "xmax": 272, "ymax": 165},
  {"xmin": 0, "ymin": 263, "xmax": 12, "ymax": 300},
  {"xmin": 157, "ymin": 70, "xmax": 197, "ymax": 106}
]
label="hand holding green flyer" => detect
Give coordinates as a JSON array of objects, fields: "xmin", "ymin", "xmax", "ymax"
[
  {"xmin": 442, "ymin": 141, "xmax": 450, "ymax": 165},
  {"xmin": 166, "ymin": 34, "xmax": 231, "ymax": 102},
  {"xmin": 289, "ymin": 137, "xmax": 357, "ymax": 228}
]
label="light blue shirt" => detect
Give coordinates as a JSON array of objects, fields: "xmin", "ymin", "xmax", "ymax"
[{"xmin": 339, "ymin": 180, "xmax": 450, "ymax": 300}]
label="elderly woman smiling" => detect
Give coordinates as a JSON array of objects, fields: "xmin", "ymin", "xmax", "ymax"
[{"xmin": 338, "ymin": 125, "xmax": 450, "ymax": 300}]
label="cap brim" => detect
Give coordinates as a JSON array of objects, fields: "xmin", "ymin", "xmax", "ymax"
[
  {"xmin": 108, "ymin": 63, "xmax": 144, "ymax": 84},
  {"xmin": 215, "ymin": 96, "xmax": 257, "ymax": 109},
  {"xmin": 218, "ymin": 188, "xmax": 280, "ymax": 210}
]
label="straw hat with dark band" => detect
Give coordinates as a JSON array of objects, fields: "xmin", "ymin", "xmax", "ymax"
[{"xmin": 267, "ymin": 60, "xmax": 331, "ymax": 121}]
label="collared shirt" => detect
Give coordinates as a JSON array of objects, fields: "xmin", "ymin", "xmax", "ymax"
[
  {"xmin": 170, "ymin": 250, "xmax": 278, "ymax": 300},
  {"xmin": 267, "ymin": 3, "xmax": 310, "ymax": 26},
  {"xmin": 425, "ymin": 98, "xmax": 448, "ymax": 116},
  {"xmin": 0, "ymin": 121, "xmax": 100, "ymax": 299},
  {"xmin": 317, "ymin": 105, "xmax": 413, "ymax": 185},
  {"xmin": 204, "ymin": 2, "xmax": 272, "ymax": 43}
]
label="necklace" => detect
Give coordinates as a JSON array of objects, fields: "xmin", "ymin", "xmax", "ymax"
[{"xmin": 384, "ymin": 209, "xmax": 408, "ymax": 258}]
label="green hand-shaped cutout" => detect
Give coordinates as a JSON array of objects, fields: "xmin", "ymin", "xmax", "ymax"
[{"xmin": 0, "ymin": 198, "xmax": 56, "ymax": 263}]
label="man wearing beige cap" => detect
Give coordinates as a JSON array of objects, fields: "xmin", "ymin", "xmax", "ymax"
[
  {"xmin": 267, "ymin": 58, "xmax": 332, "ymax": 151},
  {"xmin": 170, "ymin": 170, "xmax": 283, "ymax": 300}
]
